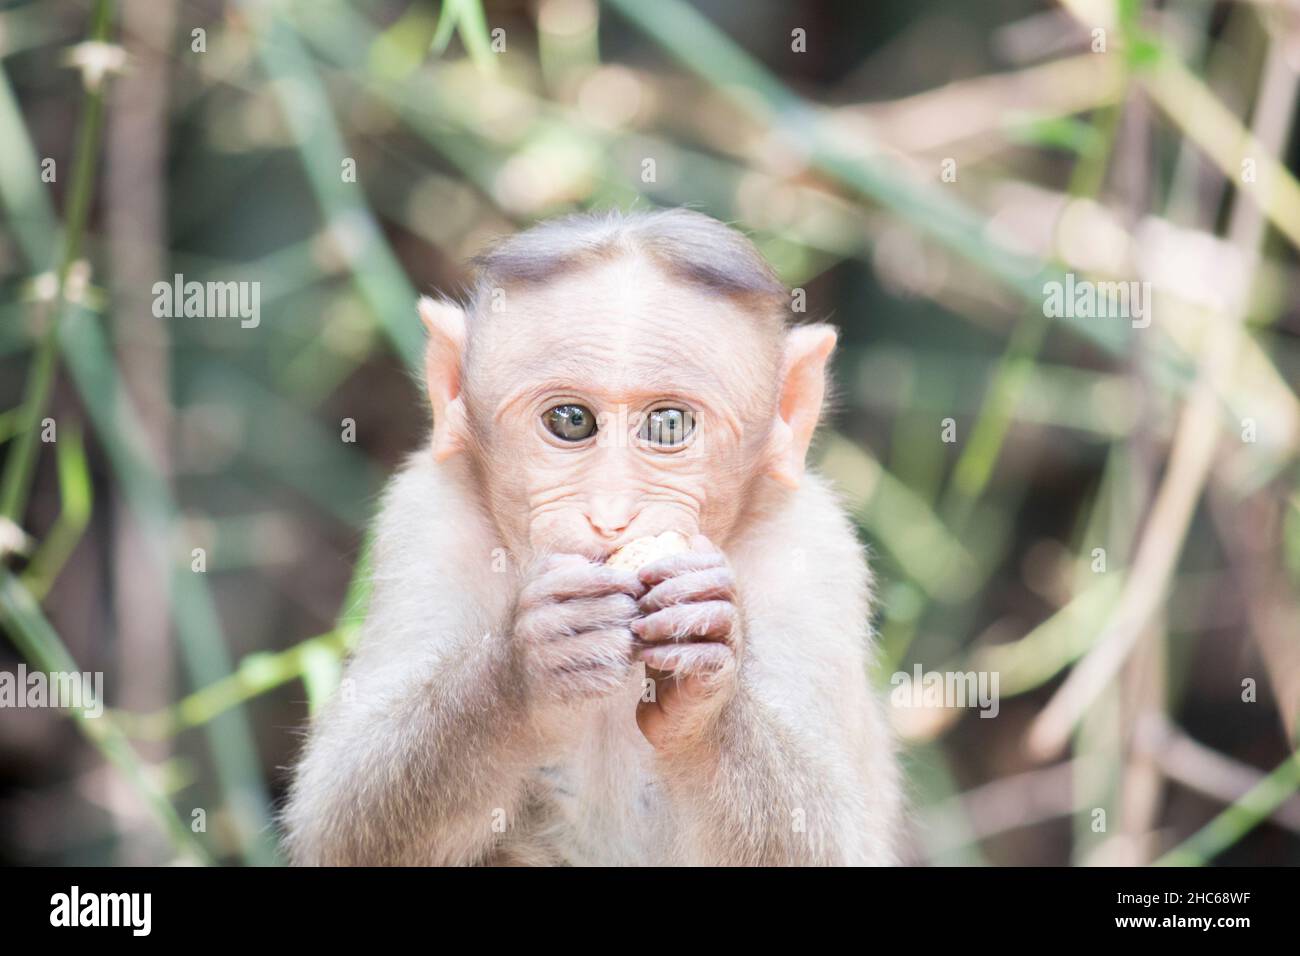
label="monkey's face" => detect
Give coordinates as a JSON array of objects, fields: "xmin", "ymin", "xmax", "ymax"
[{"xmin": 461, "ymin": 256, "xmax": 781, "ymax": 561}]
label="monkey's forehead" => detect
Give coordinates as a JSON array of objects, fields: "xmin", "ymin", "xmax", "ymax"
[
  {"xmin": 468, "ymin": 317, "xmax": 775, "ymax": 417},
  {"xmin": 471, "ymin": 258, "xmax": 779, "ymax": 356}
]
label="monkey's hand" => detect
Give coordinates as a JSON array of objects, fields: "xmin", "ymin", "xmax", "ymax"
[
  {"xmin": 514, "ymin": 554, "xmax": 645, "ymax": 706},
  {"xmin": 632, "ymin": 535, "xmax": 741, "ymax": 750}
]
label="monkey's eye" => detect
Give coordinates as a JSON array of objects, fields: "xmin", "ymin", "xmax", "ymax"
[
  {"xmin": 638, "ymin": 407, "xmax": 695, "ymax": 447},
  {"xmin": 543, "ymin": 404, "xmax": 597, "ymax": 442}
]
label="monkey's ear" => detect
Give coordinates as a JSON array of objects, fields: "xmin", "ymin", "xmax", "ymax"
[
  {"xmin": 766, "ymin": 323, "xmax": 836, "ymax": 489},
  {"xmin": 418, "ymin": 296, "xmax": 469, "ymax": 462}
]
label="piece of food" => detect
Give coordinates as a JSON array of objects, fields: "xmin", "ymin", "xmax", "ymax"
[{"xmin": 604, "ymin": 531, "xmax": 691, "ymax": 571}]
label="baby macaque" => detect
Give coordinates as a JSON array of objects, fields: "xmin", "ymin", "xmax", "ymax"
[{"xmin": 283, "ymin": 209, "xmax": 900, "ymax": 865}]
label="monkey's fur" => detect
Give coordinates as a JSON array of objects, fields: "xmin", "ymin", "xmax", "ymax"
[{"xmin": 283, "ymin": 210, "xmax": 901, "ymax": 865}]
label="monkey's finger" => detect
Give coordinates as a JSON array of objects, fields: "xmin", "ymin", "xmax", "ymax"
[
  {"xmin": 639, "ymin": 567, "xmax": 736, "ymax": 613},
  {"xmin": 525, "ymin": 553, "xmax": 595, "ymax": 587},
  {"xmin": 536, "ymin": 553, "xmax": 592, "ymax": 573},
  {"xmin": 518, "ymin": 593, "xmax": 639, "ymax": 641},
  {"xmin": 631, "ymin": 601, "xmax": 736, "ymax": 644},
  {"xmin": 539, "ymin": 629, "xmax": 637, "ymax": 700},
  {"xmin": 637, "ymin": 550, "xmax": 726, "ymax": 587},
  {"xmin": 558, "ymin": 592, "xmax": 640, "ymax": 631},
  {"xmin": 637, "ymin": 641, "xmax": 734, "ymax": 678},
  {"xmin": 519, "ymin": 563, "xmax": 644, "ymax": 608},
  {"xmin": 689, "ymin": 534, "xmax": 720, "ymax": 554},
  {"xmin": 550, "ymin": 628, "xmax": 635, "ymax": 672}
]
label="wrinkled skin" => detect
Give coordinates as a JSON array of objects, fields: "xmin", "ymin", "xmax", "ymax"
[
  {"xmin": 452, "ymin": 253, "xmax": 784, "ymax": 563},
  {"xmin": 424, "ymin": 254, "xmax": 822, "ymax": 750}
]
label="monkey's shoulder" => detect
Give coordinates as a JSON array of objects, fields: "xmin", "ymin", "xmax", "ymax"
[
  {"xmin": 350, "ymin": 449, "xmax": 512, "ymax": 662},
  {"xmin": 732, "ymin": 469, "xmax": 872, "ymax": 602},
  {"xmin": 371, "ymin": 448, "xmax": 500, "ymax": 573}
]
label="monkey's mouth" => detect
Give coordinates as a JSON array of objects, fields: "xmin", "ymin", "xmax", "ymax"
[{"xmin": 526, "ymin": 533, "xmax": 687, "ymax": 567}]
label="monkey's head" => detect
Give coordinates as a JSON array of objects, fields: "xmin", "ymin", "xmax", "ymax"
[{"xmin": 420, "ymin": 209, "xmax": 835, "ymax": 561}]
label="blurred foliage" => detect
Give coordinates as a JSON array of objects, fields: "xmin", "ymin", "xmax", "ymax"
[{"xmin": 1, "ymin": 0, "xmax": 1298, "ymax": 865}]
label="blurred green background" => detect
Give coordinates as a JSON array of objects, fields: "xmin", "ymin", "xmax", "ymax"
[{"xmin": 1, "ymin": 0, "xmax": 1299, "ymax": 865}]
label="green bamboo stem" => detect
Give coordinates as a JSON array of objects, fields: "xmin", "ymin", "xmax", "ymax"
[
  {"xmin": 1156, "ymin": 749, "xmax": 1300, "ymax": 865},
  {"xmin": 238, "ymin": 0, "xmax": 424, "ymax": 368},
  {"xmin": 56, "ymin": 303, "xmax": 281, "ymax": 865},
  {"xmin": 0, "ymin": 0, "xmax": 112, "ymax": 523},
  {"xmin": 112, "ymin": 628, "xmax": 355, "ymax": 741}
]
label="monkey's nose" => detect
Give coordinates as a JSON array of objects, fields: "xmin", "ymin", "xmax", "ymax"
[
  {"xmin": 587, "ymin": 515, "xmax": 635, "ymax": 539},
  {"xmin": 586, "ymin": 499, "xmax": 638, "ymax": 539}
]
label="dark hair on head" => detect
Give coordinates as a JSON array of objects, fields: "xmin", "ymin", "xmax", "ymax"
[{"xmin": 467, "ymin": 208, "xmax": 789, "ymax": 325}]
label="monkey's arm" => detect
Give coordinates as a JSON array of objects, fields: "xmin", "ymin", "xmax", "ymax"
[
  {"xmin": 284, "ymin": 453, "xmax": 647, "ymax": 865},
  {"xmin": 646, "ymin": 477, "xmax": 900, "ymax": 866},
  {"xmin": 655, "ymin": 672, "xmax": 897, "ymax": 865},
  {"xmin": 282, "ymin": 456, "xmax": 536, "ymax": 865},
  {"xmin": 283, "ymin": 632, "xmax": 537, "ymax": 865}
]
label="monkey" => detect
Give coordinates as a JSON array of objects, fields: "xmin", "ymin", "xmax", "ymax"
[{"xmin": 282, "ymin": 209, "xmax": 901, "ymax": 866}]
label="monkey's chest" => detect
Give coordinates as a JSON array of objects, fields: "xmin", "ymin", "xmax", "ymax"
[{"xmin": 522, "ymin": 674, "xmax": 671, "ymax": 866}]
